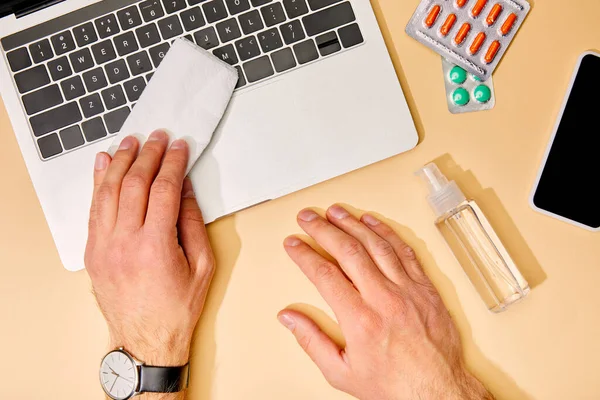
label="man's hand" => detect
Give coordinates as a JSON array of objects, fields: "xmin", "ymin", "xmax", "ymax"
[
  {"xmin": 85, "ymin": 131, "xmax": 215, "ymax": 380},
  {"xmin": 278, "ymin": 205, "xmax": 493, "ymax": 400}
]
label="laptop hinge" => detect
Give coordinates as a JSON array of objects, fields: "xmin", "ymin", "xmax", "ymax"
[
  {"xmin": 15, "ymin": 0, "xmax": 67, "ymax": 18},
  {"xmin": 0, "ymin": 0, "xmax": 67, "ymax": 19}
]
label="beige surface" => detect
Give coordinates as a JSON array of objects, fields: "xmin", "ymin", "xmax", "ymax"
[{"xmin": 1, "ymin": 0, "xmax": 599, "ymax": 398}]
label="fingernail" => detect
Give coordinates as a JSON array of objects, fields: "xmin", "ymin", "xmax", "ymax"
[
  {"xmin": 298, "ymin": 209, "xmax": 318, "ymax": 222},
  {"xmin": 95, "ymin": 153, "xmax": 108, "ymax": 170},
  {"xmin": 328, "ymin": 205, "xmax": 350, "ymax": 219},
  {"xmin": 278, "ymin": 314, "xmax": 296, "ymax": 331},
  {"xmin": 182, "ymin": 177, "xmax": 195, "ymax": 198},
  {"xmin": 119, "ymin": 136, "xmax": 135, "ymax": 150},
  {"xmin": 284, "ymin": 236, "xmax": 302, "ymax": 247},
  {"xmin": 362, "ymin": 214, "xmax": 381, "ymax": 226},
  {"xmin": 148, "ymin": 130, "xmax": 166, "ymax": 141},
  {"xmin": 171, "ymin": 139, "xmax": 187, "ymax": 150}
]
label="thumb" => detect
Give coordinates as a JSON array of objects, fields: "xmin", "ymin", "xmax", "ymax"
[{"xmin": 278, "ymin": 309, "xmax": 349, "ymax": 390}]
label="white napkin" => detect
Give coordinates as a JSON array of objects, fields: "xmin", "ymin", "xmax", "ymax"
[{"xmin": 107, "ymin": 38, "xmax": 238, "ymax": 174}]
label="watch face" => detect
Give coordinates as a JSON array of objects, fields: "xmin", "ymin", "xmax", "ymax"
[{"xmin": 100, "ymin": 350, "xmax": 138, "ymax": 400}]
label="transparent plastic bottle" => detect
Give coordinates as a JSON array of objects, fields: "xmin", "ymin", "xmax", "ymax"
[{"xmin": 416, "ymin": 163, "xmax": 529, "ymax": 312}]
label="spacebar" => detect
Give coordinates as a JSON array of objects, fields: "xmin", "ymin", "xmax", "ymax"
[{"xmin": 302, "ymin": 2, "xmax": 356, "ymax": 37}]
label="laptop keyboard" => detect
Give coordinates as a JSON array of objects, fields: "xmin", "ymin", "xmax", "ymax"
[{"xmin": 1, "ymin": 0, "xmax": 364, "ymax": 160}]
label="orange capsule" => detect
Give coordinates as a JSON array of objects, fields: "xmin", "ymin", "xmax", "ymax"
[
  {"xmin": 486, "ymin": 3, "xmax": 503, "ymax": 26},
  {"xmin": 456, "ymin": 0, "xmax": 468, "ymax": 7},
  {"xmin": 454, "ymin": 23, "xmax": 471, "ymax": 45},
  {"xmin": 484, "ymin": 40, "xmax": 501, "ymax": 64},
  {"xmin": 425, "ymin": 5, "xmax": 442, "ymax": 28},
  {"xmin": 469, "ymin": 32, "xmax": 486, "ymax": 54},
  {"xmin": 471, "ymin": 0, "xmax": 488, "ymax": 17},
  {"xmin": 440, "ymin": 14, "xmax": 457, "ymax": 36},
  {"xmin": 500, "ymin": 13, "xmax": 518, "ymax": 35}
]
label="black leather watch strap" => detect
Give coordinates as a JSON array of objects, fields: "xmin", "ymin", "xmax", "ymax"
[{"xmin": 139, "ymin": 364, "xmax": 189, "ymax": 393}]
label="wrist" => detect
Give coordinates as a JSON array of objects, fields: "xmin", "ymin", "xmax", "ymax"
[{"xmin": 109, "ymin": 331, "xmax": 191, "ymax": 367}]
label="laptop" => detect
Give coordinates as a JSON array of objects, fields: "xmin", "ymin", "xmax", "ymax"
[{"xmin": 0, "ymin": 0, "xmax": 418, "ymax": 271}]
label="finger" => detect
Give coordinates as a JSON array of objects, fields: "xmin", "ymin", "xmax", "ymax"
[
  {"xmin": 283, "ymin": 236, "xmax": 362, "ymax": 319},
  {"xmin": 94, "ymin": 136, "xmax": 139, "ymax": 231},
  {"xmin": 296, "ymin": 209, "xmax": 388, "ymax": 294},
  {"xmin": 117, "ymin": 130, "xmax": 169, "ymax": 229},
  {"xmin": 361, "ymin": 214, "xmax": 429, "ymax": 284},
  {"xmin": 89, "ymin": 152, "xmax": 112, "ymax": 239},
  {"xmin": 178, "ymin": 178, "xmax": 214, "ymax": 278},
  {"xmin": 326, "ymin": 205, "xmax": 408, "ymax": 286},
  {"xmin": 277, "ymin": 309, "xmax": 349, "ymax": 390},
  {"xmin": 146, "ymin": 139, "xmax": 189, "ymax": 231}
]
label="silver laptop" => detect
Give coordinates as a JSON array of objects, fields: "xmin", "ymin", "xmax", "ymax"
[{"xmin": 0, "ymin": 0, "xmax": 418, "ymax": 271}]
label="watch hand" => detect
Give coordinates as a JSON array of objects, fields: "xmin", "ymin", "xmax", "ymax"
[
  {"xmin": 119, "ymin": 376, "xmax": 133, "ymax": 384},
  {"xmin": 110, "ymin": 377, "xmax": 118, "ymax": 393},
  {"xmin": 108, "ymin": 365, "xmax": 120, "ymax": 376}
]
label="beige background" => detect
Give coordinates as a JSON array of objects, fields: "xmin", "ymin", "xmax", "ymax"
[{"xmin": 1, "ymin": 0, "xmax": 599, "ymax": 398}]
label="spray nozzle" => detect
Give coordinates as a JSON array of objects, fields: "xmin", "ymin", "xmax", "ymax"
[{"xmin": 415, "ymin": 163, "xmax": 466, "ymax": 217}]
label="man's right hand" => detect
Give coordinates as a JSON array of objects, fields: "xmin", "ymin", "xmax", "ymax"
[{"xmin": 278, "ymin": 205, "xmax": 493, "ymax": 400}]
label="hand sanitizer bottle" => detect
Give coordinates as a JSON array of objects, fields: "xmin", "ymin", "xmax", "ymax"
[{"xmin": 416, "ymin": 163, "xmax": 529, "ymax": 312}]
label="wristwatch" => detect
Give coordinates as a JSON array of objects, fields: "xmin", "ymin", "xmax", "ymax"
[{"xmin": 99, "ymin": 347, "xmax": 189, "ymax": 400}]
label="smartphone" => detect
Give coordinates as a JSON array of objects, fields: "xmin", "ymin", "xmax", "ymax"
[{"xmin": 530, "ymin": 51, "xmax": 600, "ymax": 231}]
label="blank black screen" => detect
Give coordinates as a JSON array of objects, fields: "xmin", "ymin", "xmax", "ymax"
[{"xmin": 533, "ymin": 54, "xmax": 600, "ymax": 229}]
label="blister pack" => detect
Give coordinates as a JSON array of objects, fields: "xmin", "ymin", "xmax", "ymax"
[{"xmin": 442, "ymin": 57, "xmax": 495, "ymax": 114}]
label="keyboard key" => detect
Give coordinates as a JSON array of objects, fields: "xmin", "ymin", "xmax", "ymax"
[
  {"xmin": 117, "ymin": 6, "xmax": 143, "ymax": 30},
  {"xmin": 114, "ymin": 32, "xmax": 139, "ymax": 56},
  {"xmin": 61, "ymin": 76, "xmax": 86, "ymax": 100},
  {"xmin": 302, "ymin": 2, "xmax": 355, "ymax": 36},
  {"xmin": 50, "ymin": 31, "xmax": 76, "ymax": 55},
  {"xmin": 307, "ymin": 0, "xmax": 340, "ymax": 10},
  {"xmin": 203, "ymin": 0, "xmax": 228, "ymax": 23},
  {"xmin": 92, "ymin": 40, "xmax": 117, "ymax": 64},
  {"xmin": 14, "ymin": 65, "xmax": 50, "ymax": 94},
  {"xmin": 194, "ymin": 26, "xmax": 219, "ymax": 50},
  {"xmin": 226, "ymin": 0, "xmax": 250, "ymax": 15},
  {"xmin": 280, "ymin": 20, "xmax": 305, "ymax": 44},
  {"xmin": 234, "ymin": 36, "xmax": 260, "ymax": 61},
  {"xmin": 162, "ymin": 0, "xmax": 187, "ymax": 13},
  {"xmin": 95, "ymin": 14, "xmax": 120, "ymax": 38},
  {"xmin": 234, "ymin": 65, "xmax": 246, "ymax": 88},
  {"xmin": 82, "ymin": 117, "xmax": 108, "ymax": 141},
  {"xmin": 213, "ymin": 44, "xmax": 238, "ymax": 65},
  {"xmin": 146, "ymin": 72, "xmax": 154, "ymax": 81},
  {"xmin": 184, "ymin": 34, "xmax": 194, "ymax": 42},
  {"xmin": 315, "ymin": 31, "xmax": 340, "ymax": 56},
  {"xmin": 338, "ymin": 23, "xmax": 363, "ymax": 48},
  {"xmin": 73, "ymin": 22, "xmax": 98, "ymax": 47},
  {"xmin": 104, "ymin": 106, "xmax": 131, "ymax": 133},
  {"xmin": 105, "ymin": 59, "xmax": 130, "ymax": 84},
  {"xmin": 136, "ymin": 24, "xmax": 161, "ymax": 47},
  {"xmin": 181, "ymin": 7, "xmax": 206, "ymax": 31},
  {"xmin": 140, "ymin": 0, "xmax": 165, "ymax": 22},
  {"xmin": 149, "ymin": 42, "xmax": 171, "ymax": 67},
  {"xmin": 123, "ymin": 77, "xmax": 146, "ymax": 102},
  {"xmin": 271, "ymin": 47, "xmax": 296, "ymax": 72},
  {"xmin": 59, "ymin": 125, "xmax": 84, "ymax": 150},
  {"xmin": 239, "ymin": 10, "xmax": 264, "ymax": 34},
  {"xmin": 47, "ymin": 56, "xmax": 73, "ymax": 81},
  {"xmin": 251, "ymin": 0, "xmax": 271, "ymax": 6},
  {"xmin": 7, "ymin": 48, "xmax": 31, "ymax": 72},
  {"xmin": 101, "ymin": 85, "xmax": 127, "ymax": 110},
  {"xmin": 38, "ymin": 134, "xmax": 63, "ymax": 159},
  {"xmin": 283, "ymin": 0, "xmax": 308, "ymax": 18},
  {"xmin": 80, "ymin": 93, "xmax": 104, "ymax": 118},
  {"xmin": 83, "ymin": 67, "xmax": 108, "ymax": 92},
  {"xmin": 158, "ymin": 15, "xmax": 184, "ymax": 40},
  {"xmin": 22, "ymin": 84, "xmax": 63, "ymax": 115},
  {"xmin": 29, "ymin": 39, "xmax": 53, "ymax": 63},
  {"xmin": 243, "ymin": 55, "xmax": 274, "ymax": 82},
  {"xmin": 293, "ymin": 38, "xmax": 318, "ymax": 64},
  {"xmin": 257, "ymin": 28, "xmax": 283, "ymax": 52},
  {"xmin": 261, "ymin": 3, "xmax": 286, "ymax": 27},
  {"xmin": 69, "ymin": 48, "xmax": 95, "ymax": 73},
  {"xmin": 127, "ymin": 51, "xmax": 153, "ymax": 75},
  {"xmin": 30, "ymin": 102, "xmax": 82, "ymax": 137},
  {"xmin": 216, "ymin": 18, "xmax": 242, "ymax": 43}
]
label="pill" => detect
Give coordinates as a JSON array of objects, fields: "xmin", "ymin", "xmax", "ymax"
[
  {"xmin": 471, "ymin": 0, "xmax": 488, "ymax": 17},
  {"xmin": 486, "ymin": 4, "xmax": 503, "ymax": 26},
  {"xmin": 484, "ymin": 40, "xmax": 501, "ymax": 64},
  {"xmin": 452, "ymin": 87, "xmax": 470, "ymax": 106},
  {"xmin": 500, "ymin": 13, "xmax": 518, "ymax": 35},
  {"xmin": 454, "ymin": 23, "xmax": 471, "ymax": 45},
  {"xmin": 449, "ymin": 66, "xmax": 468, "ymax": 84},
  {"xmin": 473, "ymin": 85, "xmax": 492, "ymax": 103},
  {"xmin": 440, "ymin": 14, "xmax": 457, "ymax": 36},
  {"xmin": 469, "ymin": 32, "xmax": 486, "ymax": 54},
  {"xmin": 425, "ymin": 5, "xmax": 442, "ymax": 27},
  {"xmin": 456, "ymin": 0, "xmax": 468, "ymax": 8}
]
